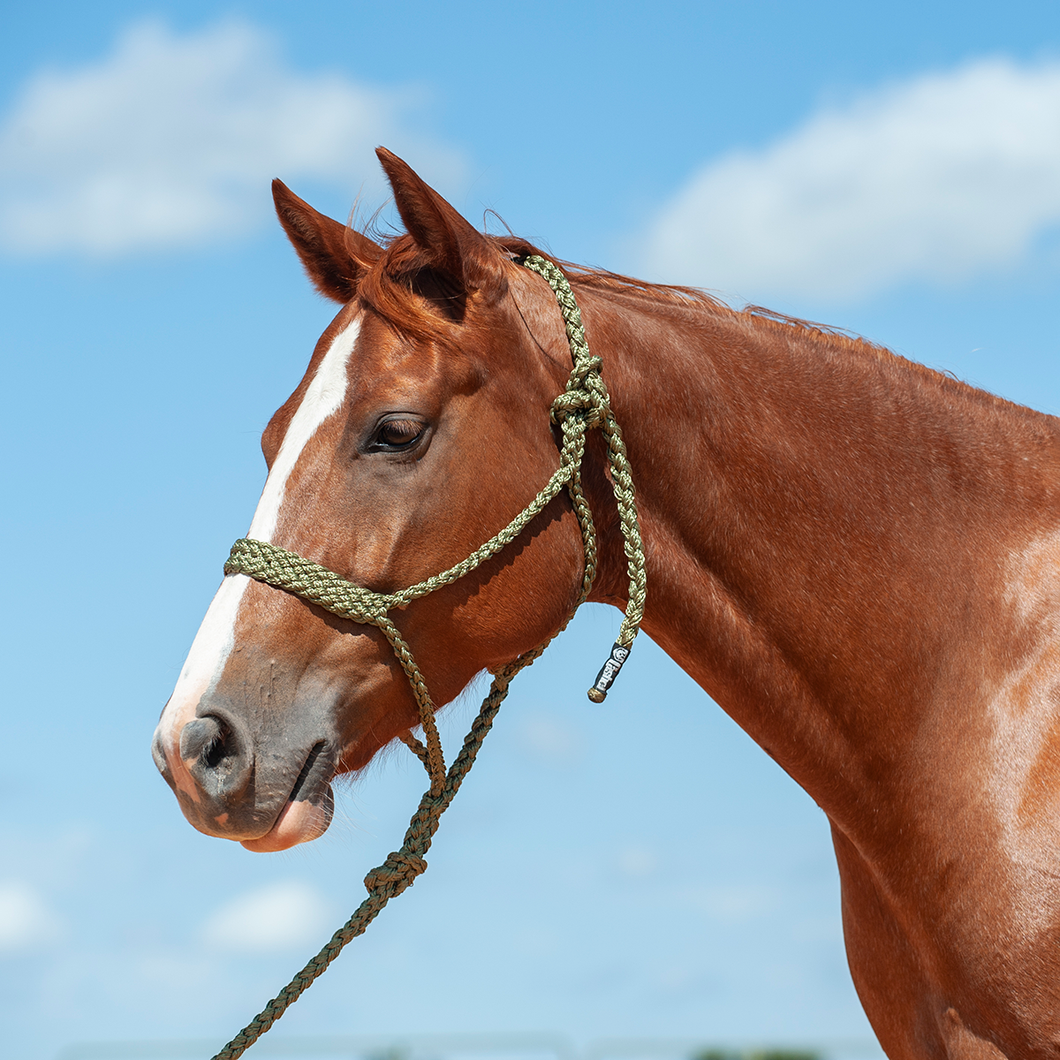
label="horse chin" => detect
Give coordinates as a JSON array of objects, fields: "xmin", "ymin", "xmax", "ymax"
[{"xmin": 241, "ymin": 784, "xmax": 335, "ymax": 852}]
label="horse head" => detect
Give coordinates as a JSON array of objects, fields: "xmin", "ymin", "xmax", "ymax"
[{"xmin": 151, "ymin": 149, "xmax": 596, "ymax": 852}]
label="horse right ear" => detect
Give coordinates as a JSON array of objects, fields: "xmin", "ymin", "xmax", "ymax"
[
  {"xmin": 375, "ymin": 147, "xmax": 506, "ymax": 303},
  {"xmin": 272, "ymin": 180, "xmax": 382, "ymax": 303}
]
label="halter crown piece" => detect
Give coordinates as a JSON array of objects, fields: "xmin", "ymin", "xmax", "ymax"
[{"xmin": 210, "ymin": 255, "xmax": 646, "ymax": 1060}]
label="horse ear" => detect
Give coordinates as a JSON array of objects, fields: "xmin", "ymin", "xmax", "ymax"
[
  {"xmin": 375, "ymin": 147, "xmax": 505, "ymax": 301},
  {"xmin": 272, "ymin": 180, "xmax": 381, "ymax": 303}
]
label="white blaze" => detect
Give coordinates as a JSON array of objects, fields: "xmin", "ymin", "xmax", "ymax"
[
  {"xmin": 157, "ymin": 318, "xmax": 361, "ymax": 745},
  {"xmin": 247, "ymin": 318, "xmax": 361, "ymax": 543}
]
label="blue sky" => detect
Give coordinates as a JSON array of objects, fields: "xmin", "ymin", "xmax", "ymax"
[{"xmin": 4, "ymin": 3, "xmax": 1060, "ymax": 1058}]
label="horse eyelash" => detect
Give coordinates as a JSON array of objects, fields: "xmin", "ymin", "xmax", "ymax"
[{"xmin": 371, "ymin": 417, "xmax": 427, "ymax": 452}]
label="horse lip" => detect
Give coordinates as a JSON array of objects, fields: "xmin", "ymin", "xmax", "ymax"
[
  {"xmin": 287, "ymin": 740, "xmax": 331, "ymax": 805},
  {"xmin": 241, "ymin": 740, "xmax": 336, "ymax": 851}
]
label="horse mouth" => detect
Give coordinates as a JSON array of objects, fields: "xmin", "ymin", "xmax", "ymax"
[{"xmin": 242, "ymin": 742, "xmax": 335, "ymax": 852}]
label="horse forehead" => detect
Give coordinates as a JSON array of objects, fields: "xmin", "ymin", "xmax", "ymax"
[
  {"xmin": 247, "ymin": 313, "xmax": 365, "ymax": 543},
  {"xmin": 350, "ymin": 317, "xmax": 447, "ymax": 379},
  {"xmin": 343, "ymin": 331, "xmax": 483, "ymax": 414},
  {"xmin": 264, "ymin": 303, "xmax": 363, "ymax": 442},
  {"xmin": 286, "ymin": 310, "xmax": 364, "ymax": 440}
]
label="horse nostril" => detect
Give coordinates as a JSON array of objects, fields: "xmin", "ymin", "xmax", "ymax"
[
  {"xmin": 180, "ymin": 716, "xmax": 225, "ymax": 764},
  {"xmin": 179, "ymin": 714, "xmax": 252, "ymax": 802}
]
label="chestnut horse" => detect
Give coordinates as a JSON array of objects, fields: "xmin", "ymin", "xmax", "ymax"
[{"xmin": 153, "ymin": 149, "xmax": 1060, "ymax": 1060}]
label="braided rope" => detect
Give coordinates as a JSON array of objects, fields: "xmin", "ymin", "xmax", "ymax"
[
  {"xmin": 208, "ymin": 255, "xmax": 645, "ymax": 1059},
  {"xmin": 519, "ymin": 256, "xmax": 645, "ymax": 653}
]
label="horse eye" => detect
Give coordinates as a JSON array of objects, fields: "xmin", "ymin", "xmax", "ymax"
[{"xmin": 374, "ymin": 417, "xmax": 425, "ymax": 450}]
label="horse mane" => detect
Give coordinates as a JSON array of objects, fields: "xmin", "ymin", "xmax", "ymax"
[
  {"xmin": 348, "ymin": 221, "xmax": 891, "ymax": 353},
  {"xmin": 343, "ymin": 222, "xmax": 1020, "ymax": 414},
  {"xmin": 548, "ymin": 255, "xmax": 927, "ymax": 374}
]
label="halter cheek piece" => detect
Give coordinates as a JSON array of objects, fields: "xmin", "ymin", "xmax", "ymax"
[{"xmin": 210, "ymin": 255, "xmax": 646, "ymax": 1060}]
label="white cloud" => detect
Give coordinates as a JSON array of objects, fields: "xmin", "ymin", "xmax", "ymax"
[
  {"xmin": 200, "ymin": 880, "xmax": 332, "ymax": 953},
  {"xmin": 642, "ymin": 57, "xmax": 1060, "ymax": 303},
  {"xmin": 0, "ymin": 19, "xmax": 461, "ymax": 256},
  {"xmin": 0, "ymin": 882, "xmax": 62, "ymax": 951}
]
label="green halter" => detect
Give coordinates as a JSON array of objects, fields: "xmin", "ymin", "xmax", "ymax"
[{"xmin": 210, "ymin": 254, "xmax": 646, "ymax": 1060}]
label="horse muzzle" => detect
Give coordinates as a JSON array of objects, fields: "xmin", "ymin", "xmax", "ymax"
[{"xmin": 151, "ymin": 704, "xmax": 337, "ymax": 851}]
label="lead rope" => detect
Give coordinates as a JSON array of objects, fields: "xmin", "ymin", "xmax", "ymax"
[{"xmin": 209, "ymin": 255, "xmax": 645, "ymax": 1060}]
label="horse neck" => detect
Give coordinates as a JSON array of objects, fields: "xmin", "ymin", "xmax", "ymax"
[{"xmin": 579, "ymin": 284, "xmax": 1060, "ymax": 833}]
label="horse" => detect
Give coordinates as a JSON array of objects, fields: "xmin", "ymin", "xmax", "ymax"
[{"xmin": 152, "ymin": 148, "xmax": 1060, "ymax": 1060}]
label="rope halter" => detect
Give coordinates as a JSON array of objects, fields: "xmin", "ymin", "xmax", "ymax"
[{"xmin": 208, "ymin": 254, "xmax": 646, "ymax": 1060}]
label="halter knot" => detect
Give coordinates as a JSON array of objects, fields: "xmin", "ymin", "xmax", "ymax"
[
  {"xmin": 550, "ymin": 354, "xmax": 608, "ymax": 427},
  {"xmin": 550, "ymin": 389, "xmax": 606, "ymax": 429},
  {"xmin": 363, "ymin": 849, "xmax": 428, "ymax": 898}
]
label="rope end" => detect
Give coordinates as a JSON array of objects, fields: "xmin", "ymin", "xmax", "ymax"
[{"xmin": 588, "ymin": 641, "xmax": 632, "ymax": 703}]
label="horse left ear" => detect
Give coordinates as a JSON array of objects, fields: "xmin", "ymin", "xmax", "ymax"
[
  {"xmin": 376, "ymin": 147, "xmax": 506, "ymax": 301},
  {"xmin": 273, "ymin": 179, "xmax": 382, "ymax": 303}
]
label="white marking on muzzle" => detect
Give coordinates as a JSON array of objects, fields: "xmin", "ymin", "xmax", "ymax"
[{"xmin": 156, "ymin": 318, "xmax": 361, "ymax": 750}]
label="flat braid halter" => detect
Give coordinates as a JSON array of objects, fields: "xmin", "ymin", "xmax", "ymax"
[{"xmin": 209, "ymin": 254, "xmax": 646, "ymax": 1060}]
